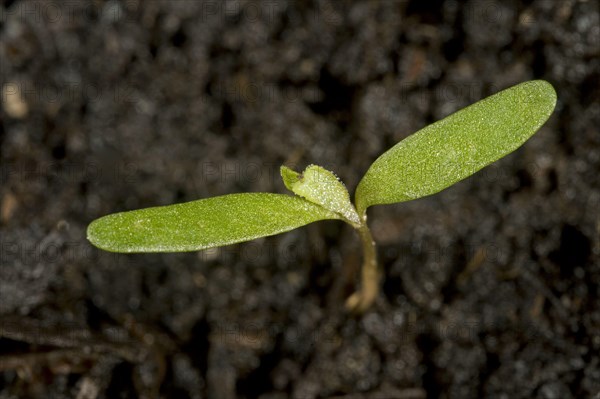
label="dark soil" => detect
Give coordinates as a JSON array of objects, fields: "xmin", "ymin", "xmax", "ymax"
[{"xmin": 1, "ymin": 1, "xmax": 599, "ymax": 398}]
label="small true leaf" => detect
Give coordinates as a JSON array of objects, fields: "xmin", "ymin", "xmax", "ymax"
[
  {"xmin": 87, "ymin": 193, "xmax": 340, "ymax": 253},
  {"xmin": 281, "ymin": 165, "xmax": 360, "ymax": 225},
  {"xmin": 355, "ymin": 80, "xmax": 557, "ymax": 214}
]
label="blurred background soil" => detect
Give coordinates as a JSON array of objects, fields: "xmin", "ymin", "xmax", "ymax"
[{"xmin": 1, "ymin": 0, "xmax": 599, "ymax": 398}]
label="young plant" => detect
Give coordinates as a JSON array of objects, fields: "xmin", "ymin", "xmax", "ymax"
[{"xmin": 87, "ymin": 80, "xmax": 557, "ymax": 312}]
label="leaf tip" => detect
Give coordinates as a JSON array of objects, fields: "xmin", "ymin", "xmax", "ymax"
[
  {"xmin": 542, "ymin": 80, "xmax": 557, "ymax": 109},
  {"xmin": 86, "ymin": 217, "xmax": 111, "ymax": 251},
  {"xmin": 280, "ymin": 165, "xmax": 300, "ymax": 191}
]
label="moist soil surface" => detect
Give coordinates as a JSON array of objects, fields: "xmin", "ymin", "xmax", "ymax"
[{"xmin": 1, "ymin": 1, "xmax": 599, "ymax": 398}]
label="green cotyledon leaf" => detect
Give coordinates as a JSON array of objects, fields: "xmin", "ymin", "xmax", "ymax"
[
  {"xmin": 87, "ymin": 193, "xmax": 341, "ymax": 253},
  {"xmin": 281, "ymin": 165, "xmax": 360, "ymax": 226},
  {"xmin": 355, "ymin": 80, "xmax": 557, "ymax": 215}
]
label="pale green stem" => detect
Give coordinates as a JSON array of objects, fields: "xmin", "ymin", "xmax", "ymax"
[{"xmin": 345, "ymin": 220, "xmax": 380, "ymax": 312}]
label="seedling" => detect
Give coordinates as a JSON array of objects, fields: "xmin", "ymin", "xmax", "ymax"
[{"xmin": 87, "ymin": 80, "xmax": 557, "ymax": 312}]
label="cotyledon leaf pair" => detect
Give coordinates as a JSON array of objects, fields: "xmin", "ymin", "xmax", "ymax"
[{"xmin": 88, "ymin": 80, "xmax": 557, "ymax": 312}]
